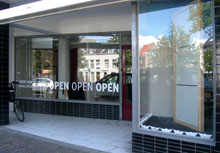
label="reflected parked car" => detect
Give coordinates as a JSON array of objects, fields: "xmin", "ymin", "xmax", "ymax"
[
  {"xmin": 96, "ymin": 72, "xmax": 132, "ymax": 84},
  {"xmin": 95, "ymin": 73, "xmax": 132, "ymax": 101},
  {"xmin": 96, "ymin": 73, "xmax": 120, "ymax": 84},
  {"xmin": 32, "ymin": 78, "xmax": 53, "ymax": 91}
]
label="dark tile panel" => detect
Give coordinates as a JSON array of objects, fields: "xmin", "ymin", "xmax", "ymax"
[
  {"xmin": 217, "ymin": 132, "xmax": 220, "ymax": 143},
  {"xmin": 73, "ymin": 103, "xmax": 79, "ymax": 117},
  {"xmin": 39, "ymin": 101, "xmax": 45, "ymax": 114},
  {"xmin": 113, "ymin": 105, "xmax": 119, "ymax": 120},
  {"xmin": 106, "ymin": 105, "xmax": 113, "ymax": 119},
  {"xmin": 132, "ymin": 133, "xmax": 213, "ymax": 153},
  {"xmin": 92, "ymin": 104, "xmax": 99, "ymax": 118},
  {"xmin": 51, "ymin": 102, "xmax": 55, "ymax": 115},
  {"xmin": 33, "ymin": 101, "xmax": 39, "ymax": 113},
  {"xmin": 217, "ymin": 123, "xmax": 220, "ymax": 133},
  {"xmin": 0, "ymin": 2, "xmax": 9, "ymax": 9},
  {"xmin": 79, "ymin": 103, "xmax": 86, "ymax": 117},
  {"xmin": 216, "ymin": 0, "xmax": 220, "ymax": 7},
  {"xmin": 0, "ymin": 12, "xmax": 9, "ymax": 125},
  {"xmin": 217, "ymin": 113, "xmax": 220, "ymax": 123},
  {"xmin": 143, "ymin": 142, "xmax": 155, "ymax": 150},
  {"xmin": 217, "ymin": 103, "xmax": 220, "ymax": 113},
  {"xmin": 20, "ymin": 100, "xmax": 120, "ymax": 120},
  {"xmin": 100, "ymin": 105, "xmax": 106, "ymax": 119},
  {"xmin": 61, "ymin": 102, "xmax": 68, "ymax": 116},
  {"xmin": 216, "ymin": 142, "xmax": 220, "ymax": 151},
  {"xmin": 67, "ymin": 103, "xmax": 73, "ymax": 116},
  {"xmin": 45, "ymin": 101, "xmax": 51, "ymax": 114},
  {"xmin": 86, "ymin": 104, "xmax": 92, "ymax": 118},
  {"xmin": 216, "ymin": 7, "xmax": 220, "ymax": 16},
  {"xmin": 55, "ymin": 102, "xmax": 62, "ymax": 115}
]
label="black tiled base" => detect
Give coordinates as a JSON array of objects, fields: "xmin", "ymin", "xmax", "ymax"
[
  {"xmin": 132, "ymin": 133, "xmax": 214, "ymax": 153},
  {"xmin": 19, "ymin": 99, "xmax": 119, "ymax": 120},
  {"xmin": 0, "ymin": 1, "xmax": 9, "ymax": 126}
]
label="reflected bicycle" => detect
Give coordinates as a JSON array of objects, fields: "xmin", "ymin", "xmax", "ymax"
[{"xmin": 9, "ymin": 81, "xmax": 25, "ymax": 122}]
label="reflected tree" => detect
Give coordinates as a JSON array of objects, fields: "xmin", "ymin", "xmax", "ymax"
[
  {"xmin": 188, "ymin": 2, "xmax": 212, "ymax": 36},
  {"xmin": 174, "ymin": 26, "xmax": 197, "ymax": 70},
  {"xmin": 148, "ymin": 25, "xmax": 196, "ymax": 70},
  {"xmin": 188, "ymin": 1, "xmax": 213, "ymax": 72}
]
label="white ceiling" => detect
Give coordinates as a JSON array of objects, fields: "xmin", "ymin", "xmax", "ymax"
[{"xmin": 14, "ymin": 2, "xmax": 131, "ymax": 36}]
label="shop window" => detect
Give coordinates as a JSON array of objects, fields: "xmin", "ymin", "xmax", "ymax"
[
  {"xmin": 138, "ymin": 0, "xmax": 214, "ymax": 141},
  {"xmin": 71, "ymin": 35, "xmax": 120, "ymax": 102},
  {"xmin": 12, "ymin": 2, "xmax": 131, "ymax": 103},
  {"xmin": 15, "ymin": 34, "xmax": 121, "ymax": 102}
]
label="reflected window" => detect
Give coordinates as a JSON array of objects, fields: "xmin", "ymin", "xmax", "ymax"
[
  {"xmin": 96, "ymin": 60, "xmax": 100, "ymax": 69},
  {"xmin": 105, "ymin": 59, "xmax": 109, "ymax": 69},
  {"xmin": 91, "ymin": 72, "xmax": 95, "ymax": 82},
  {"xmin": 16, "ymin": 37, "xmax": 58, "ymax": 99},
  {"xmin": 70, "ymin": 34, "xmax": 120, "ymax": 102},
  {"xmin": 90, "ymin": 60, "xmax": 94, "ymax": 69},
  {"xmin": 112, "ymin": 59, "xmax": 117, "ymax": 68},
  {"xmin": 96, "ymin": 72, "xmax": 100, "ymax": 81},
  {"xmin": 15, "ymin": 33, "xmax": 130, "ymax": 103}
]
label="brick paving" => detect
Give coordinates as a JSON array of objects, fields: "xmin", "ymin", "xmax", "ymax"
[{"xmin": 0, "ymin": 127, "xmax": 104, "ymax": 153}]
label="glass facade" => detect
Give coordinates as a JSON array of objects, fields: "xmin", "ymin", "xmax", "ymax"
[
  {"xmin": 12, "ymin": 2, "xmax": 132, "ymax": 104},
  {"xmin": 15, "ymin": 34, "xmax": 132, "ymax": 102},
  {"xmin": 4, "ymin": 0, "xmax": 216, "ymax": 145},
  {"xmin": 0, "ymin": 1, "xmax": 219, "ymax": 152},
  {"xmin": 138, "ymin": 0, "xmax": 214, "ymax": 139}
]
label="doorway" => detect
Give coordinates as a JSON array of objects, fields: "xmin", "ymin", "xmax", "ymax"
[{"xmin": 122, "ymin": 45, "xmax": 132, "ymax": 121}]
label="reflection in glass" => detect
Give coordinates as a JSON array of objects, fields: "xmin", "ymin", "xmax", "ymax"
[
  {"xmin": 16, "ymin": 37, "xmax": 58, "ymax": 99},
  {"xmin": 69, "ymin": 34, "xmax": 121, "ymax": 102},
  {"xmin": 139, "ymin": 0, "xmax": 213, "ymax": 139},
  {"xmin": 15, "ymin": 33, "xmax": 131, "ymax": 103}
]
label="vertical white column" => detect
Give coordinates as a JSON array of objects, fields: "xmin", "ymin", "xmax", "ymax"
[
  {"xmin": 58, "ymin": 36, "xmax": 70, "ymax": 99},
  {"xmin": 9, "ymin": 26, "xmax": 14, "ymax": 83},
  {"xmin": 9, "ymin": 26, "xmax": 14, "ymax": 111}
]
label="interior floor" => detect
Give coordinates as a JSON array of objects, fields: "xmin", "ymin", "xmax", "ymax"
[{"xmin": 144, "ymin": 116, "xmax": 213, "ymax": 135}]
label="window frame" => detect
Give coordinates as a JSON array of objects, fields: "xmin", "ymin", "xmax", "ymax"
[{"xmin": 131, "ymin": 1, "xmax": 216, "ymax": 146}]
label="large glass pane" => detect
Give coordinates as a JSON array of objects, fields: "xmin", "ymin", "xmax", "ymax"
[
  {"xmin": 15, "ymin": 33, "xmax": 132, "ymax": 103},
  {"xmin": 13, "ymin": 2, "xmax": 132, "ymax": 103},
  {"xmin": 16, "ymin": 37, "xmax": 58, "ymax": 99},
  {"xmin": 139, "ymin": 0, "xmax": 213, "ymax": 140},
  {"xmin": 69, "ymin": 35, "xmax": 120, "ymax": 102}
]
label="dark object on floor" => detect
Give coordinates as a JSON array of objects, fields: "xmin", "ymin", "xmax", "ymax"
[{"xmin": 144, "ymin": 116, "xmax": 197, "ymax": 132}]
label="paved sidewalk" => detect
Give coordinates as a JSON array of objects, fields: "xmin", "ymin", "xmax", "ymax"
[
  {"xmin": 4, "ymin": 112, "xmax": 132, "ymax": 153},
  {"xmin": 0, "ymin": 127, "xmax": 104, "ymax": 153}
]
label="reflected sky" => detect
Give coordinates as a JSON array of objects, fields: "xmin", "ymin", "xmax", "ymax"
[
  {"xmin": 80, "ymin": 36, "xmax": 118, "ymax": 43},
  {"xmin": 139, "ymin": 1, "xmax": 211, "ymax": 46},
  {"xmin": 139, "ymin": 7, "xmax": 180, "ymax": 37}
]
